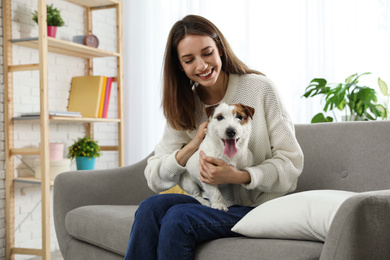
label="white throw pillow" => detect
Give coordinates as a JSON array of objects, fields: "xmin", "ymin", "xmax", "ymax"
[{"xmin": 232, "ymin": 190, "xmax": 356, "ymax": 242}]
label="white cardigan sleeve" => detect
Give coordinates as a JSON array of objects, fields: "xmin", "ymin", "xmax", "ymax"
[
  {"xmin": 144, "ymin": 124, "xmax": 192, "ymax": 193},
  {"xmin": 242, "ymin": 79, "xmax": 304, "ymax": 194}
]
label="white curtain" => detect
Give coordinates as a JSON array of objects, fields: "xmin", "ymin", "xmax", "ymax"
[{"xmin": 123, "ymin": 0, "xmax": 390, "ymax": 165}]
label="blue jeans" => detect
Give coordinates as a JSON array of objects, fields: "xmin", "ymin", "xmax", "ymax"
[{"xmin": 124, "ymin": 194, "xmax": 253, "ymax": 260}]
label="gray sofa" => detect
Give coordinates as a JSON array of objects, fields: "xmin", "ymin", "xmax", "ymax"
[{"xmin": 54, "ymin": 121, "xmax": 390, "ymax": 260}]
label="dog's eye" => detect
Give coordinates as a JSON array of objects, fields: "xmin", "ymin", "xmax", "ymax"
[
  {"xmin": 217, "ymin": 115, "xmax": 224, "ymax": 121},
  {"xmin": 236, "ymin": 115, "xmax": 244, "ymax": 121}
]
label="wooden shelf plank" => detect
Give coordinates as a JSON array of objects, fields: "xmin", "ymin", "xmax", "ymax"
[
  {"xmin": 13, "ymin": 116, "xmax": 120, "ymax": 123},
  {"xmin": 12, "ymin": 247, "xmax": 42, "ymax": 256},
  {"xmin": 12, "ymin": 37, "xmax": 119, "ymax": 59},
  {"xmin": 14, "ymin": 177, "xmax": 54, "ymax": 186},
  {"xmin": 65, "ymin": 0, "xmax": 119, "ymax": 8},
  {"xmin": 100, "ymin": 145, "xmax": 118, "ymax": 151},
  {"xmin": 11, "ymin": 148, "xmax": 40, "ymax": 155},
  {"xmin": 9, "ymin": 64, "xmax": 40, "ymax": 72}
]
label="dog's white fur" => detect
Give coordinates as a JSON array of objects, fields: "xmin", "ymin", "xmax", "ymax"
[{"xmin": 179, "ymin": 103, "xmax": 255, "ymax": 211}]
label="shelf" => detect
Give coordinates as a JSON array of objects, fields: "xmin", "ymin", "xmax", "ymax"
[
  {"xmin": 50, "ymin": 116, "xmax": 121, "ymax": 122},
  {"xmin": 13, "ymin": 116, "xmax": 120, "ymax": 123},
  {"xmin": 14, "ymin": 177, "xmax": 54, "ymax": 186},
  {"xmin": 12, "ymin": 37, "xmax": 120, "ymax": 59},
  {"xmin": 65, "ymin": 0, "xmax": 119, "ymax": 8},
  {"xmin": 11, "ymin": 146, "xmax": 117, "ymax": 157}
]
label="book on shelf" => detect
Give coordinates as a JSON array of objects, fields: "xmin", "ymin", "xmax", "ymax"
[
  {"xmin": 11, "ymin": 37, "xmax": 39, "ymax": 42},
  {"xmin": 68, "ymin": 76, "xmax": 106, "ymax": 118},
  {"xmin": 13, "ymin": 111, "xmax": 82, "ymax": 120},
  {"xmin": 102, "ymin": 77, "xmax": 113, "ymax": 118},
  {"xmin": 21, "ymin": 111, "xmax": 82, "ymax": 117},
  {"xmin": 98, "ymin": 77, "xmax": 108, "ymax": 118},
  {"xmin": 67, "ymin": 75, "xmax": 114, "ymax": 118}
]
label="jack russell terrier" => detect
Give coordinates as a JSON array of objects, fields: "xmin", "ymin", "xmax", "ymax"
[{"xmin": 179, "ymin": 103, "xmax": 255, "ymax": 211}]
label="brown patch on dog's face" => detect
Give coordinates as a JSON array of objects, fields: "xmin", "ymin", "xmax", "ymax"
[
  {"xmin": 214, "ymin": 113, "xmax": 223, "ymax": 120},
  {"xmin": 232, "ymin": 104, "xmax": 255, "ymax": 124}
]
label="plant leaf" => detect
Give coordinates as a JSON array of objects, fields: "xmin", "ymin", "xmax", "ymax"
[
  {"xmin": 353, "ymin": 72, "xmax": 371, "ymax": 84},
  {"xmin": 311, "ymin": 113, "xmax": 333, "ymax": 123},
  {"xmin": 345, "ymin": 73, "xmax": 357, "ymax": 84},
  {"xmin": 375, "ymin": 104, "xmax": 387, "ymax": 118},
  {"xmin": 378, "ymin": 77, "xmax": 389, "ymax": 96},
  {"xmin": 303, "ymin": 78, "xmax": 328, "ymax": 98}
]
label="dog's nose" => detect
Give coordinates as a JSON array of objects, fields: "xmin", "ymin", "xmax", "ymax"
[{"xmin": 226, "ymin": 128, "xmax": 236, "ymax": 138}]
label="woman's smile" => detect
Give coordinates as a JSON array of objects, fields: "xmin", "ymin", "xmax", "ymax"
[{"xmin": 198, "ymin": 68, "xmax": 214, "ymax": 79}]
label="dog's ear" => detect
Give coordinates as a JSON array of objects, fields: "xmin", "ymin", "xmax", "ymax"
[
  {"xmin": 237, "ymin": 104, "xmax": 255, "ymax": 119},
  {"xmin": 205, "ymin": 105, "xmax": 219, "ymax": 118}
]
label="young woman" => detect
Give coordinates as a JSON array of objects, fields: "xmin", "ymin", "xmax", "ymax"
[{"xmin": 124, "ymin": 15, "xmax": 303, "ymax": 260}]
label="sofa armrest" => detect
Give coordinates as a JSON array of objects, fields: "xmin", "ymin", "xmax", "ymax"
[
  {"xmin": 53, "ymin": 153, "xmax": 156, "ymax": 257},
  {"xmin": 320, "ymin": 190, "xmax": 390, "ymax": 260}
]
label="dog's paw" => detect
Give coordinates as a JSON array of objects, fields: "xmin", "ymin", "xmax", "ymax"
[
  {"xmin": 211, "ymin": 203, "xmax": 228, "ymax": 212},
  {"xmin": 196, "ymin": 197, "xmax": 211, "ymax": 207}
]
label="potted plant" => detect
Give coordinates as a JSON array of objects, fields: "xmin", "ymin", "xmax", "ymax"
[
  {"xmin": 68, "ymin": 136, "xmax": 102, "ymax": 170},
  {"xmin": 303, "ymin": 72, "xmax": 386, "ymax": 123},
  {"xmin": 32, "ymin": 4, "xmax": 65, "ymax": 38}
]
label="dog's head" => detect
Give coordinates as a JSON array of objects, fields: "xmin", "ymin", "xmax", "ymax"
[{"xmin": 205, "ymin": 103, "xmax": 255, "ymax": 158}]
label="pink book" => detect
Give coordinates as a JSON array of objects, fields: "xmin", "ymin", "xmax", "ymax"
[{"xmin": 102, "ymin": 77, "xmax": 113, "ymax": 118}]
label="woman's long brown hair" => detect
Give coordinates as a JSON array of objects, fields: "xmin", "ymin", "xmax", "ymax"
[{"xmin": 162, "ymin": 15, "xmax": 264, "ymax": 131}]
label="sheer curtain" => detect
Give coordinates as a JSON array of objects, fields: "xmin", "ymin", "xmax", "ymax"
[{"xmin": 123, "ymin": 0, "xmax": 390, "ymax": 165}]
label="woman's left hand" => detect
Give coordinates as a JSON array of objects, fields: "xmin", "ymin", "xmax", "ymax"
[{"xmin": 199, "ymin": 151, "xmax": 251, "ymax": 185}]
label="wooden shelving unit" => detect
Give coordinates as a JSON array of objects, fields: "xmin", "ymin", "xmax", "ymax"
[{"xmin": 3, "ymin": 0, "xmax": 124, "ymax": 259}]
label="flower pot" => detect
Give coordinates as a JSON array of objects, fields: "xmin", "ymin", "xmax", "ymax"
[
  {"xmin": 47, "ymin": 26, "xmax": 57, "ymax": 38},
  {"xmin": 341, "ymin": 115, "xmax": 366, "ymax": 121},
  {"xmin": 76, "ymin": 157, "xmax": 96, "ymax": 170},
  {"xmin": 49, "ymin": 142, "xmax": 64, "ymax": 160},
  {"xmin": 34, "ymin": 158, "xmax": 70, "ymax": 179},
  {"xmin": 39, "ymin": 142, "xmax": 64, "ymax": 161}
]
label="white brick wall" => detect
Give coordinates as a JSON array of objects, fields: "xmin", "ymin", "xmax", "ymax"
[{"xmin": 0, "ymin": 0, "xmax": 120, "ymax": 259}]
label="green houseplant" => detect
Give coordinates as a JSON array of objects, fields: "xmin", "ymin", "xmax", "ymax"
[
  {"xmin": 32, "ymin": 4, "xmax": 64, "ymax": 37},
  {"xmin": 303, "ymin": 72, "xmax": 386, "ymax": 123},
  {"xmin": 68, "ymin": 136, "xmax": 102, "ymax": 170}
]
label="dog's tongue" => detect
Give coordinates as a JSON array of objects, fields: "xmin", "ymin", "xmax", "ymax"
[{"xmin": 224, "ymin": 139, "xmax": 237, "ymax": 158}]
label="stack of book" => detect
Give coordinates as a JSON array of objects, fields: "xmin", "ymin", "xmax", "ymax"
[
  {"xmin": 14, "ymin": 111, "xmax": 82, "ymax": 120},
  {"xmin": 67, "ymin": 75, "xmax": 114, "ymax": 118}
]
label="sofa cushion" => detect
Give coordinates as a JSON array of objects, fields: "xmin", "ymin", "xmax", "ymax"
[
  {"xmin": 65, "ymin": 205, "xmax": 137, "ymax": 255},
  {"xmin": 195, "ymin": 237, "xmax": 324, "ymax": 260},
  {"xmin": 232, "ymin": 190, "xmax": 356, "ymax": 242}
]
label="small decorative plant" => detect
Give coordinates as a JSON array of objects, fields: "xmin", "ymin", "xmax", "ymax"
[
  {"xmin": 68, "ymin": 136, "xmax": 102, "ymax": 160},
  {"xmin": 303, "ymin": 72, "xmax": 386, "ymax": 123},
  {"xmin": 32, "ymin": 4, "xmax": 65, "ymax": 27}
]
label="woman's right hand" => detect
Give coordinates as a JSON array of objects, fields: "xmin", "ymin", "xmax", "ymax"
[
  {"xmin": 175, "ymin": 121, "xmax": 208, "ymax": 166},
  {"xmin": 190, "ymin": 121, "xmax": 208, "ymax": 150}
]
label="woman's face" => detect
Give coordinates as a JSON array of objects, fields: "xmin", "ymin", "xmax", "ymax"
[{"xmin": 177, "ymin": 35, "xmax": 223, "ymax": 88}]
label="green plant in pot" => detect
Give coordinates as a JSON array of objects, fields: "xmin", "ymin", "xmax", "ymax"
[
  {"xmin": 303, "ymin": 72, "xmax": 386, "ymax": 123},
  {"xmin": 68, "ymin": 136, "xmax": 102, "ymax": 170},
  {"xmin": 32, "ymin": 4, "xmax": 64, "ymax": 38}
]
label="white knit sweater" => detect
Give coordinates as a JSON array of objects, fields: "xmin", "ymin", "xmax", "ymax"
[{"xmin": 145, "ymin": 74, "xmax": 304, "ymax": 207}]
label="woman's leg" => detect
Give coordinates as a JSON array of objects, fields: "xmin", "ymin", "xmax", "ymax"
[
  {"xmin": 157, "ymin": 204, "xmax": 253, "ymax": 260},
  {"xmin": 124, "ymin": 194, "xmax": 200, "ymax": 260}
]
